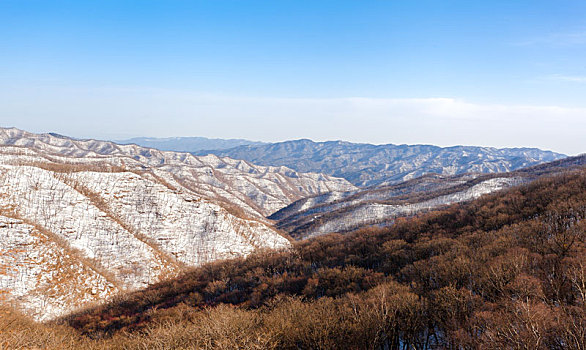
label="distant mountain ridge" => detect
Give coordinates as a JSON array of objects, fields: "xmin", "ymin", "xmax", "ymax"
[
  {"xmin": 0, "ymin": 128, "xmax": 355, "ymax": 217},
  {"xmin": 117, "ymin": 136, "xmax": 265, "ymax": 153},
  {"xmin": 270, "ymin": 154, "xmax": 586, "ymax": 238},
  {"xmin": 198, "ymin": 139, "xmax": 566, "ymax": 186}
]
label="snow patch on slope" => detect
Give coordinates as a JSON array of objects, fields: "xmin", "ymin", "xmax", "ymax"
[{"xmin": 302, "ymin": 177, "xmax": 523, "ymax": 238}]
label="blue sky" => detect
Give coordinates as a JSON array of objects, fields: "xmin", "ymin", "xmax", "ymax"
[{"xmin": 1, "ymin": 0, "xmax": 585, "ymax": 154}]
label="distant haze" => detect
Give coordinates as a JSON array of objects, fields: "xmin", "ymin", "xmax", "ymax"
[{"xmin": 117, "ymin": 136, "xmax": 265, "ymax": 153}]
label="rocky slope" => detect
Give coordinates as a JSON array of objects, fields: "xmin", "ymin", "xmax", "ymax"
[
  {"xmin": 272, "ymin": 155, "xmax": 586, "ymax": 238},
  {"xmin": 0, "ymin": 128, "xmax": 354, "ymax": 321},
  {"xmin": 200, "ymin": 139, "xmax": 566, "ymax": 187}
]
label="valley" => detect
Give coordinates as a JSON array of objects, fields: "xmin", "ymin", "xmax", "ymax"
[{"xmin": 3, "ymin": 2, "xmax": 584, "ymax": 348}]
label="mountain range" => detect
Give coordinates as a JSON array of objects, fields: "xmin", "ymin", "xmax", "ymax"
[
  {"xmin": 0, "ymin": 127, "xmax": 579, "ymax": 324},
  {"xmin": 198, "ymin": 139, "xmax": 566, "ymax": 186}
]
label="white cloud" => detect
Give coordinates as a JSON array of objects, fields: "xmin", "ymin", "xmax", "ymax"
[{"xmin": 0, "ymin": 85, "xmax": 584, "ymax": 155}]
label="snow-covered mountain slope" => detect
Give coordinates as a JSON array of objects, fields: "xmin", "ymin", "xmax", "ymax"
[
  {"xmin": 270, "ymin": 173, "xmax": 475, "ymax": 223},
  {"xmin": 0, "ymin": 215, "xmax": 118, "ymax": 321},
  {"xmin": 0, "ymin": 128, "xmax": 354, "ymax": 321},
  {"xmin": 271, "ymin": 174, "xmax": 521, "ymax": 238},
  {"xmin": 272, "ymin": 154, "xmax": 586, "ymax": 239},
  {"xmin": 287, "ymin": 177, "xmax": 523, "ymax": 239},
  {"xmin": 0, "ymin": 158, "xmax": 288, "ymax": 320},
  {"xmin": 0, "ymin": 128, "xmax": 356, "ymax": 217},
  {"xmin": 201, "ymin": 139, "xmax": 566, "ymax": 187}
]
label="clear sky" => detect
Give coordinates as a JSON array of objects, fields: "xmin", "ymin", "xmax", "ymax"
[{"xmin": 1, "ymin": 0, "xmax": 585, "ymax": 154}]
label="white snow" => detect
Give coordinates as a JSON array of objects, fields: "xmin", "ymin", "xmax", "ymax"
[{"xmin": 0, "ymin": 129, "xmax": 354, "ymax": 320}]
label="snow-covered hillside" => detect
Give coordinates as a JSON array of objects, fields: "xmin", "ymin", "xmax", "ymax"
[
  {"xmin": 271, "ymin": 154, "xmax": 586, "ymax": 239},
  {"xmin": 300, "ymin": 177, "xmax": 522, "ymax": 238},
  {"xmin": 0, "ymin": 128, "xmax": 355, "ymax": 320},
  {"xmin": 0, "ymin": 128, "xmax": 356, "ymax": 217}
]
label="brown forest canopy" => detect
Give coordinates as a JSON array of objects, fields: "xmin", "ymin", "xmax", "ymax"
[{"xmin": 29, "ymin": 169, "xmax": 582, "ymax": 350}]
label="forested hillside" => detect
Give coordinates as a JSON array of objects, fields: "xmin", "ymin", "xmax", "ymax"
[{"xmin": 4, "ymin": 168, "xmax": 579, "ymax": 349}]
